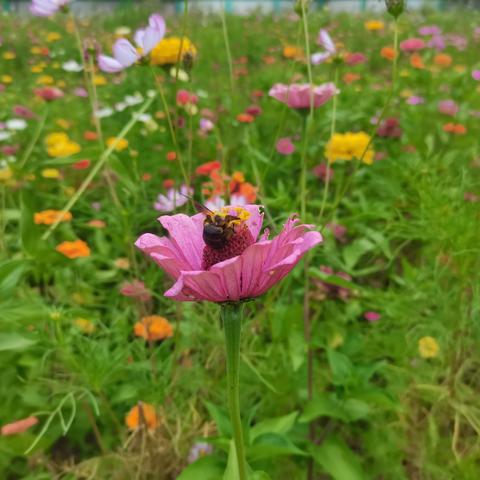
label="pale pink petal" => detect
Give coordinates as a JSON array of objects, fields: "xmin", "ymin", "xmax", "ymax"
[
  {"xmin": 319, "ymin": 29, "xmax": 336, "ymax": 53},
  {"xmin": 112, "ymin": 39, "xmax": 139, "ymax": 67},
  {"xmin": 311, "ymin": 52, "xmax": 330, "ymax": 65},
  {"xmin": 140, "ymin": 27, "xmax": 164, "ymax": 55},
  {"xmin": 149, "ymin": 13, "xmax": 166, "ymax": 36},
  {"xmin": 97, "ymin": 54, "xmax": 125, "ymax": 73}
]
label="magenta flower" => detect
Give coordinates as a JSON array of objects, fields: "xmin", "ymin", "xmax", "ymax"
[
  {"xmin": 311, "ymin": 29, "xmax": 336, "ymax": 65},
  {"xmin": 438, "ymin": 99, "xmax": 458, "ymax": 117},
  {"xmin": 269, "ymin": 83, "xmax": 337, "ymax": 110},
  {"xmin": 400, "ymin": 38, "xmax": 425, "ymax": 52},
  {"xmin": 345, "ymin": 52, "xmax": 366, "ymax": 66},
  {"xmin": 98, "ymin": 14, "xmax": 165, "ymax": 73},
  {"xmin": 472, "ymin": 70, "xmax": 480, "ymax": 81},
  {"xmin": 276, "ymin": 137, "xmax": 295, "ymax": 155},
  {"xmin": 30, "ymin": 0, "xmax": 69, "ymax": 17},
  {"xmin": 33, "ymin": 86, "xmax": 64, "ymax": 101},
  {"xmin": 135, "ymin": 205, "xmax": 322, "ymax": 302},
  {"xmin": 13, "ymin": 105, "xmax": 35, "ymax": 119},
  {"xmin": 364, "ymin": 311, "xmax": 381, "ymax": 322}
]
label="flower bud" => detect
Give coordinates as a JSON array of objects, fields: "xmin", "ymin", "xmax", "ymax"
[
  {"xmin": 385, "ymin": 0, "xmax": 405, "ymax": 19},
  {"xmin": 294, "ymin": 0, "xmax": 312, "ymax": 16}
]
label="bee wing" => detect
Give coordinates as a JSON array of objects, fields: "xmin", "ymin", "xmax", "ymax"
[{"xmin": 179, "ymin": 192, "xmax": 214, "ymax": 216}]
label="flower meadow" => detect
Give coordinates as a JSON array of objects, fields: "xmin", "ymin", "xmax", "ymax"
[{"xmin": 1, "ymin": 1, "xmax": 480, "ymax": 479}]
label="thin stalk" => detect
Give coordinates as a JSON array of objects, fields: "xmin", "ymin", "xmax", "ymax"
[
  {"xmin": 18, "ymin": 106, "xmax": 48, "ymax": 170},
  {"xmin": 175, "ymin": 0, "xmax": 189, "ymax": 83},
  {"xmin": 220, "ymin": 8, "xmax": 235, "ymax": 93},
  {"xmin": 222, "ymin": 303, "xmax": 247, "ymax": 480},
  {"xmin": 41, "ymin": 94, "xmax": 156, "ymax": 240},
  {"xmin": 318, "ymin": 66, "xmax": 339, "ymax": 221}
]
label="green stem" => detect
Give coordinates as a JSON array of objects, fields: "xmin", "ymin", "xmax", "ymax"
[
  {"xmin": 220, "ymin": 8, "xmax": 234, "ymax": 93},
  {"xmin": 18, "ymin": 106, "xmax": 48, "ymax": 170},
  {"xmin": 222, "ymin": 303, "xmax": 247, "ymax": 480},
  {"xmin": 299, "ymin": 115, "xmax": 309, "ymax": 221}
]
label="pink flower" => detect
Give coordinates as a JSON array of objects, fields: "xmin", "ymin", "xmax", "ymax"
[
  {"xmin": 269, "ymin": 83, "xmax": 338, "ymax": 109},
  {"xmin": 472, "ymin": 70, "xmax": 480, "ymax": 81},
  {"xmin": 326, "ymin": 222, "xmax": 347, "ymax": 243},
  {"xmin": 364, "ymin": 311, "xmax": 381, "ymax": 322},
  {"xmin": 13, "ymin": 105, "xmax": 35, "ymax": 119},
  {"xmin": 377, "ymin": 117, "xmax": 402, "ymax": 138},
  {"xmin": 438, "ymin": 99, "xmax": 458, "ymax": 116},
  {"xmin": 135, "ymin": 205, "xmax": 322, "ymax": 302},
  {"xmin": 33, "ymin": 86, "xmax": 64, "ymax": 101},
  {"xmin": 1, "ymin": 416, "xmax": 38, "ymax": 436},
  {"xmin": 276, "ymin": 137, "xmax": 295, "ymax": 155},
  {"xmin": 312, "ymin": 163, "xmax": 334, "ymax": 182},
  {"xmin": 176, "ymin": 89, "xmax": 198, "ymax": 106},
  {"xmin": 418, "ymin": 25, "xmax": 441, "ymax": 36},
  {"xmin": 98, "ymin": 14, "xmax": 165, "ymax": 73},
  {"xmin": 400, "ymin": 38, "xmax": 425, "ymax": 52},
  {"xmin": 199, "ymin": 118, "xmax": 214, "ymax": 133},
  {"xmin": 120, "ymin": 280, "xmax": 151, "ymax": 301},
  {"xmin": 345, "ymin": 52, "xmax": 366, "ymax": 66},
  {"xmin": 30, "ymin": 0, "xmax": 69, "ymax": 17},
  {"xmin": 311, "ymin": 29, "xmax": 336, "ymax": 65}
]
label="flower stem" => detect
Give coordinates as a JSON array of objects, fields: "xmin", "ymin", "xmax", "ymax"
[
  {"xmin": 221, "ymin": 303, "xmax": 247, "ymax": 480},
  {"xmin": 220, "ymin": 8, "xmax": 234, "ymax": 93}
]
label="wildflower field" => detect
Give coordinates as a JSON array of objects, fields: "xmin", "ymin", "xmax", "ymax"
[{"xmin": 1, "ymin": 1, "xmax": 480, "ymax": 479}]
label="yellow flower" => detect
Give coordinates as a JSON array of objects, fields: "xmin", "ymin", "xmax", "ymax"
[
  {"xmin": 364, "ymin": 20, "xmax": 385, "ymax": 31},
  {"xmin": 2, "ymin": 51, "xmax": 16, "ymax": 60},
  {"xmin": 57, "ymin": 80, "xmax": 66, "ymax": 88},
  {"xmin": 31, "ymin": 46, "xmax": 42, "ymax": 55},
  {"xmin": 93, "ymin": 75, "xmax": 107, "ymax": 86},
  {"xmin": 37, "ymin": 75, "xmax": 55, "ymax": 85},
  {"xmin": 41, "ymin": 168, "xmax": 61, "ymax": 179},
  {"xmin": 325, "ymin": 132, "xmax": 375, "ymax": 165},
  {"xmin": 1, "ymin": 75, "xmax": 13, "ymax": 84},
  {"xmin": 46, "ymin": 32, "xmax": 62, "ymax": 42},
  {"xmin": 45, "ymin": 132, "xmax": 81, "ymax": 158},
  {"xmin": 46, "ymin": 132, "xmax": 69, "ymax": 145},
  {"xmin": 151, "ymin": 36, "xmax": 197, "ymax": 66},
  {"xmin": 0, "ymin": 166, "xmax": 13, "ymax": 182},
  {"xmin": 31, "ymin": 65, "xmax": 44, "ymax": 73},
  {"xmin": 56, "ymin": 119, "xmax": 72, "ymax": 130},
  {"xmin": 283, "ymin": 45, "xmax": 304, "ymax": 60},
  {"xmin": 106, "ymin": 137, "xmax": 129, "ymax": 151},
  {"xmin": 418, "ymin": 336, "xmax": 440, "ymax": 359},
  {"xmin": 75, "ymin": 318, "xmax": 96, "ymax": 334}
]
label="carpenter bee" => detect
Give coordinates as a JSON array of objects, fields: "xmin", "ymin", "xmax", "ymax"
[{"xmin": 180, "ymin": 194, "xmax": 241, "ymax": 250}]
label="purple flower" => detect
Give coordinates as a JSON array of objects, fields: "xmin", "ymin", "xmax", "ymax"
[
  {"xmin": 438, "ymin": 99, "xmax": 458, "ymax": 116},
  {"xmin": 98, "ymin": 14, "xmax": 165, "ymax": 73},
  {"xmin": 418, "ymin": 25, "xmax": 441, "ymax": 36},
  {"xmin": 187, "ymin": 442, "xmax": 213, "ymax": 464},
  {"xmin": 276, "ymin": 137, "xmax": 295, "ymax": 155},
  {"xmin": 30, "ymin": 0, "xmax": 69, "ymax": 17},
  {"xmin": 269, "ymin": 83, "xmax": 338, "ymax": 110},
  {"xmin": 428, "ymin": 35, "xmax": 445, "ymax": 51},
  {"xmin": 154, "ymin": 185, "xmax": 192, "ymax": 212},
  {"xmin": 311, "ymin": 29, "xmax": 336, "ymax": 65},
  {"xmin": 407, "ymin": 95, "xmax": 425, "ymax": 105},
  {"xmin": 74, "ymin": 87, "xmax": 88, "ymax": 97},
  {"xmin": 199, "ymin": 118, "xmax": 214, "ymax": 133}
]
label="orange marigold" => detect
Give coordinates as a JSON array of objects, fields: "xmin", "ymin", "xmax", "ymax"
[
  {"xmin": 380, "ymin": 46, "xmax": 396, "ymax": 61},
  {"xmin": 410, "ymin": 53, "xmax": 424, "ymax": 69},
  {"xmin": 34, "ymin": 210, "xmax": 72, "ymax": 225},
  {"xmin": 56, "ymin": 240, "xmax": 90, "ymax": 259},
  {"xmin": 236, "ymin": 113, "xmax": 255, "ymax": 123},
  {"xmin": 134, "ymin": 315, "xmax": 173, "ymax": 341},
  {"xmin": 434, "ymin": 53, "xmax": 452, "ymax": 68},
  {"xmin": 125, "ymin": 402, "xmax": 159, "ymax": 431}
]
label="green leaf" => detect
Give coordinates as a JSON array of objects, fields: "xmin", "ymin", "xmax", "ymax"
[
  {"xmin": 177, "ymin": 455, "xmax": 225, "ymax": 480},
  {"xmin": 223, "ymin": 440, "xmax": 240, "ymax": 480},
  {"xmin": 300, "ymin": 394, "xmax": 370, "ymax": 423},
  {"xmin": 0, "ymin": 333, "xmax": 36, "ymax": 352},
  {"xmin": 288, "ymin": 328, "xmax": 305, "ymax": 372},
  {"xmin": 342, "ymin": 238, "xmax": 376, "ymax": 271},
  {"xmin": 205, "ymin": 401, "xmax": 232, "ymax": 437},
  {"xmin": 250, "ymin": 411, "xmax": 298, "ymax": 442},
  {"xmin": 312, "ymin": 437, "xmax": 367, "ymax": 480},
  {"xmin": 0, "ymin": 259, "xmax": 29, "ymax": 300},
  {"xmin": 248, "ymin": 433, "xmax": 307, "ymax": 461},
  {"xmin": 309, "ymin": 268, "xmax": 360, "ymax": 292},
  {"xmin": 327, "ymin": 349, "xmax": 353, "ymax": 385}
]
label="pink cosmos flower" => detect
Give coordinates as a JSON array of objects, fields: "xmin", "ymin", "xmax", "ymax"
[
  {"xmin": 438, "ymin": 99, "xmax": 458, "ymax": 116},
  {"xmin": 311, "ymin": 29, "xmax": 336, "ymax": 65},
  {"xmin": 400, "ymin": 38, "xmax": 425, "ymax": 52},
  {"xmin": 276, "ymin": 137, "xmax": 295, "ymax": 155},
  {"xmin": 364, "ymin": 311, "xmax": 381, "ymax": 322},
  {"xmin": 30, "ymin": 0, "xmax": 69, "ymax": 17},
  {"xmin": 98, "ymin": 14, "xmax": 165, "ymax": 73},
  {"xmin": 472, "ymin": 70, "xmax": 480, "ymax": 81},
  {"xmin": 135, "ymin": 205, "xmax": 322, "ymax": 302},
  {"xmin": 269, "ymin": 83, "xmax": 338, "ymax": 110},
  {"xmin": 33, "ymin": 86, "xmax": 64, "ymax": 101}
]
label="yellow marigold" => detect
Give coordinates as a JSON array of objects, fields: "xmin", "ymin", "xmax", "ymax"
[
  {"xmin": 46, "ymin": 32, "xmax": 61, "ymax": 42},
  {"xmin": 418, "ymin": 336, "xmax": 439, "ymax": 359},
  {"xmin": 41, "ymin": 168, "xmax": 61, "ymax": 179},
  {"xmin": 0, "ymin": 166, "xmax": 13, "ymax": 182},
  {"xmin": 325, "ymin": 132, "xmax": 375, "ymax": 165},
  {"xmin": 364, "ymin": 20, "xmax": 385, "ymax": 31},
  {"xmin": 1, "ymin": 75, "xmax": 13, "ymax": 84},
  {"xmin": 93, "ymin": 75, "xmax": 107, "ymax": 86},
  {"xmin": 125, "ymin": 402, "xmax": 159, "ymax": 431},
  {"xmin": 2, "ymin": 51, "xmax": 15, "ymax": 60},
  {"xmin": 36, "ymin": 75, "xmax": 54, "ymax": 85},
  {"xmin": 45, "ymin": 132, "xmax": 80, "ymax": 158},
  {"xmin": 75, "ymin": 318, "xmax": 96, "ymax": 334},
  {"xmin": 283, "ymin": 45, "xmax": 303, "ymax": 60},
  {"xmin": 134, "ymin": 315, "xmax": 173, "ymax": 342},
  {"xmin": 56, "ymin": 240, "xmax": 91, "ymax": 259},
  {"xmin": 31, "ymin": 65, "xmax": 44, "ymax": 73},
  {"xmin": 150, "ymin": 36, "xmax": 197, "ymax": 66},
  {"xmin": 106, "ymin": 137, "xmax": 129, "ymax": 151},
  {"xmin": 34, "ymin": 209, "xmax": 72, "ymax": 225}
]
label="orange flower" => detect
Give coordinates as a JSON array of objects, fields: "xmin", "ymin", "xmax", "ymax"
[
  {"xmin": 56, "ymin": 240, "xmax": 91, "ymax": 259},
  {"xmin": 83, "ymin": 131, "xmax": 98, "ymax": 141},
  {"xmin": 237, "ymin": 182, "xmax": 257, "ymax": 202},
  {"xmin": 134, "ymin": 315, "xmax": 173, "ymax": 341},
  {"xmin": 443, "ymin": 123, "xmax": 466, "ymax": 135},
  {"xmin": 196, "ymin": 160, "xmax": 221, "ymax": 176},
  {"xmin": 34, "ymin": 210, "xmax": 72, "ymax": 225},
  {"xmin": 434, "ymin": 53, "xmax": 452, "ymax": 68},
  {"xmin": 236, "ymin": 113, "xmax": 255, "ymax": 123},
  {"xmin": 263, "ymin": 55, "xmax": 276, "ymax": 65},
  {"xmin": 343, "ymin": 72, "xmax": 361, "ymax": 84},
  {"xmin": 283, "ymin": 45, "xmax": 303, "ymax": 60},
  {"xmin": 380, "ymin": 46, "xmax": 396, "ymax": 61},
  {"xmin": 410, "ymin": 53, "xmax": 424, "ymax": 69},
  {"xmin": 125, "ymin": 402, "xmax": 159, "ymax": 431},
  {"xmin": 166, "ymin": 151, "xmax": 177, "ymax": 161},
  {"xmin": 88, "ymin": 219, "xmax": 106, "ymax": 228}
]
